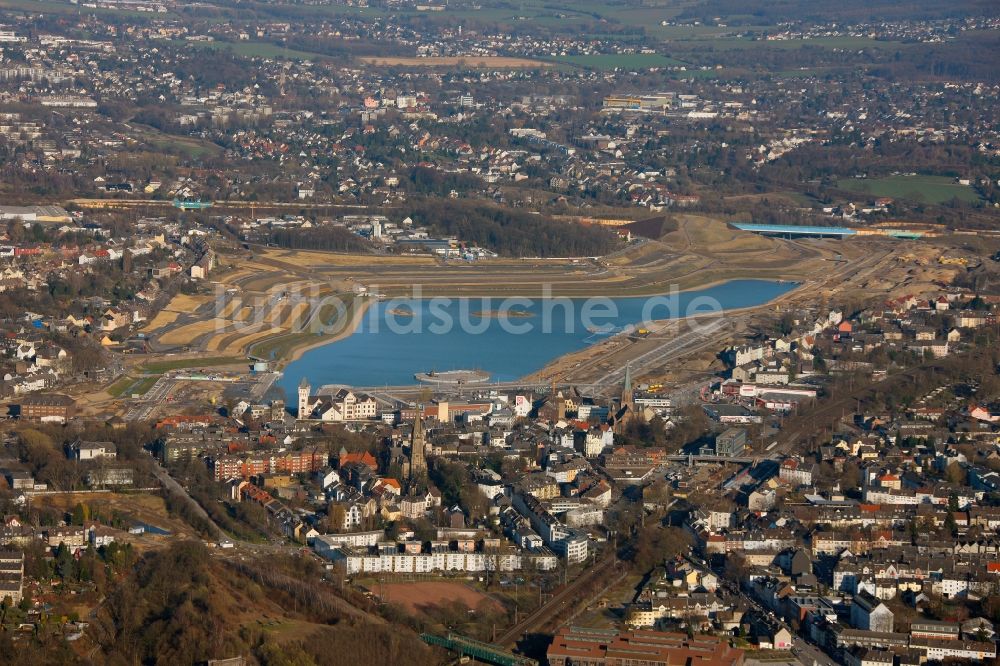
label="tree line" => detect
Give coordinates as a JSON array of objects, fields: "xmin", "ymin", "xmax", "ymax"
[{"xmin": 406, "ymin": 199, "xmax": 621, "ymax": 257}]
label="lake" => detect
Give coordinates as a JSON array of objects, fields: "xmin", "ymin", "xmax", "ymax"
[{"xmin": 277, "ymin": 279, "xmax": 797, "ymax": 392}]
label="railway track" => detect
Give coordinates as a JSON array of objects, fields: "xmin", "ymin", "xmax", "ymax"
[{"xmin": 495, "ymin": 556, "xmax": 622, "ymax": 647}]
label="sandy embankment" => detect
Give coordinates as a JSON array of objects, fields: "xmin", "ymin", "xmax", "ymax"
[
  {"xmin": 281, "ymin": 297, "xmax": 374, "ymax": 365},
  {"xmin": 521, "ymin": 279, "xmax": 810, "ymax": 384}
]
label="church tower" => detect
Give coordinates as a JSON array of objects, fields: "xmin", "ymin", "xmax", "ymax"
[
  {"xmin": 621, "ymin": 362, "xmax": 634, "ymax": 412},
  {"xmin": 297, "ymin": 377, "xmax": 311, "ymax": 420},
  {"xmin": 614, "ymin": 362, "xmax": 636, "ymax": 434},
  {"xmin": 409, "ymin": 410, "xmax": 427, "ymax": 478}
]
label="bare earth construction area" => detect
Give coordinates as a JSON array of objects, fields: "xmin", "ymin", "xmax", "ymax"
[
  {"xmin": 136, "ymin": 216, "xmax": 967, "ymax": 389},
  {"xmin": 375, "ymin": 581, "xmax": 502, "ymax": 616}
]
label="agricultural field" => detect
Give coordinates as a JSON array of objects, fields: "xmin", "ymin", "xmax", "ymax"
[
  {"xmin": 551, "ymin": 53, "xmax": 684, "ymax": 70},
  {"xmin": 0, "ymin": 0, "xmax": 170, "ymax": 18},
  {"xmin": 836, "ymin": 175, "xmax": 981, "ymax": 204}
]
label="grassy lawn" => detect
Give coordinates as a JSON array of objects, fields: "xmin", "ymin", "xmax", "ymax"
[
  {"xmin": 107, "ymin": 376, "xmax": 138, "ymax": 398},
  {"xmin": 782, "ymin": 191, "xmax": 821, "ymax": 207},
  {"xmin": 140, "ymin": 356, "xmax": 246, "ymax": 373},
  {"xmin": 107, "ymin": 374, "xmax": 162, "ymax": 398},
  {"xmin": 130, "ymin": 375, "xmax": 161, "ymax": 396},
  {"xmin": 131, "ymin": 125, "xmax": 222, "ymax": 158},
  {"xmin": 837, "ymin": 175, "xmax": 981, "ymax": 205},
  {"xmin": 551, "ymin": 53, "xmax": 684, "ymax": 70}
]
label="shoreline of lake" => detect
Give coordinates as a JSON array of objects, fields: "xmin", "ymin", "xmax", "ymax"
[{"xmin": 276, "ymin": 279, "xmax": 802, "ymax": 392}]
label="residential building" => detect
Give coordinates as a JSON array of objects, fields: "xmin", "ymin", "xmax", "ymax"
[
  {"xmin": 851, "ymin": 591, "xmax": 894, "ymax": 633},
  {"xmin": 16, "ymin": 393, "xmax": 75, "ymax": 422},
  {"xmin": 715, "ymin": 428, "xmax": 747, "ymax": 457}
]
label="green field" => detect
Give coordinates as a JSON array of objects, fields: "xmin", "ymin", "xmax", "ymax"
[
  {"xmin": 837, "ymin": 175, "xmax": 981, "ymax": 205},
  {"xmin": 671, "ymin": 34, "xmax": 906, "ymax": 52},
  {"xmin": 107, "ymin": 374, "xmax": 161, "ymax": 398},
  {"xmin": 649, "ymin": 24, "xmax": 740, "ymax": 40},
  {"xmin": 551, "ymin": 53, "xmax": 684, "ymax": 70},
  {"xmin": 0, "ymin": 0, "xmax": 169, "ymax": 18},
  {"xmin": 145, "ymin": 136, "xmax": 220, "ymax": 158},
  {"xmin": 132, "ymin": 125, "xmax": 221, "ymax": 158},
  {"xmin": 107, "ymin": 376, "xmax": 138, "ymax": 398},
  {"xmin": 129, "ymin": 375, "xmax": 160, "ymax": 396}
]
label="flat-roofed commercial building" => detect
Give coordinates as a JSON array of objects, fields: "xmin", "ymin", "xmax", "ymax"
[{"xmin": 547, "ymin": 626, "xmax": 745, "ymax": 666}]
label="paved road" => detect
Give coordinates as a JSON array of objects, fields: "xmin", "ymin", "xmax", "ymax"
[
  {"xmin": 694, "ymin": 551, "xmax": 838, "ymax": 666},
  {"xmin": 793, "ymin": 636, "xmax": 838, "ymax": 666},
  {"xmin": 123, "ymin": 375, "xmax": 173, "ymax": 421},
  {"xmin": 249, "ymin": 371, "xmax": 280, "ymax": 401},
  {"xmin": 124, "ymin": 371, "xmax": 277, "ymax": 421},
  {"xmin": 150, "ymin": 460, "xmax": 222, "ymax": 534},
  {"xmin": 151, "ymin": 459, "xmax": 313, "ymax": 557},
  {"xmin": 588, "ymin": 317, "xmax": 729, "ymax": 395}
]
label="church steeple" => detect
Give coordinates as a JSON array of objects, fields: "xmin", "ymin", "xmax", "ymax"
[
  {"xmin": 614, "ymin": 362, "xmax": 636, "ymax": 435},
  {"xmin": 409, "ymin": 409, "xmax": 427, "ymax": 478},
  {"xmin": 621, "ymin": 362, "xmax": 634, "ymax": 407}
]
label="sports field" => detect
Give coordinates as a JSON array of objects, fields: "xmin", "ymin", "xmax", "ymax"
[{"xmin": 837, "ymin": 175, "xmax": 981, "ymax": 204}]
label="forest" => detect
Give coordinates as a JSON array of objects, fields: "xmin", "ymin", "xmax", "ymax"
[
  {"xmin": 405, "ymin": 199, "xmax": 621, "ymax": 258},
  {"xmin": 253, "ymin": 226, "xmax": 371, "ymax": 253}
]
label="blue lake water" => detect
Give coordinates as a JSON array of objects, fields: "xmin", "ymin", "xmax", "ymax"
[{"xmin": 277, "ymin": 279, "xmax": 797, "ymax": 391}]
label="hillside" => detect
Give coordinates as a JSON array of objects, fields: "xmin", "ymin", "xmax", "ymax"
[{"xmin": 83, "ymin": 541, "xmax": 441, "ymax": 666}]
